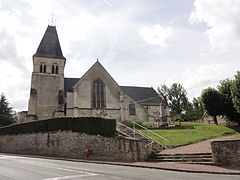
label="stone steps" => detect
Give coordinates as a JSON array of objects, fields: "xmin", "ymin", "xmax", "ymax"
[{"xmin": 149, "ymin": 152, "xmax": 214, "ymax": 165}]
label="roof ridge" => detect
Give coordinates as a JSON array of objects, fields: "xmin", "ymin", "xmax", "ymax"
[{"xmin": 120, "ymin": 85, "xmax": 153, "ymax": 89}]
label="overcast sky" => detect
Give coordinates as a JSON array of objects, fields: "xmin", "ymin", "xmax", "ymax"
[{"xmin": 0, "ymin": 0, "xmax": 240, "ymax": 111}]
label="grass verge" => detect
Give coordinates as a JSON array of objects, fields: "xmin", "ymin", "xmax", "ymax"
[{"xmin": 139, "ymin": 122, "xmax": 240, "ymax": 148}]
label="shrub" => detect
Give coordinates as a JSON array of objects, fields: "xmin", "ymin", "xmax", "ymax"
[
  {"xmin": 0, "ymin": 116, "xmax": 116, "ymax": 137},
  {"xmin": 123, "ymin": 121, "xmax": 145, "ymax": 128},
  {"xmin": 171, "ymin": 114, "xmax": 182, "ymax": 123}
]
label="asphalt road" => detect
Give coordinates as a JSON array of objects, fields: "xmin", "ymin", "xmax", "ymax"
[{"xmin": 0, "ymin": 154, "xmax": 239, "ymax": 180}]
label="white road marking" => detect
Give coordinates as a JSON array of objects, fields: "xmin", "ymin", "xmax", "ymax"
[
  {"xmin": 28, "ymin": 162, "xmax": 96, "ymax": 174},
  {"xmin": 42, "ymin": 174, "xmax": 97, "ymax": 180},
  {"xmin": 27, "ymin": 162, "xmax": 99, "ymax": 180},
  {"xmin": 0, "ymin": 155, "xmax": 24, "ymax": 159}
]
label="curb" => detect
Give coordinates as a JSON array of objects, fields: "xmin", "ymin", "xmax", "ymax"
[{"xmin": 1, "ymin": 153, "xmax": 240, "ymax": 175}]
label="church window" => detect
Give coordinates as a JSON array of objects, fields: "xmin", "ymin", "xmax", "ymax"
[
  {"xmin": 91, "ymin": 79, "xmax": 106, "ymax": 109},
  {"xmin": 40, "ymin": 63, "xmax": 46, "ymax": 73},
  {"xmin": 56, "ymin": 66, "xmax": 59, "ymax": 74},
  {"xmin": 52, "ymin": 63, "xmax": 59, "ymax": 74},
  {"xmin": 129, "ymin": 103, "xmax": 136, "ymax": 115},
  {"xmin": 52, "ymin": 65, "xmax": 54, "ymax": 74}
]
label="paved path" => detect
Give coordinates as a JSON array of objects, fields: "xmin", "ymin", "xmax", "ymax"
[{"xmin": 160, "ymin": 135, "xmax": 238, "ymax": 154}]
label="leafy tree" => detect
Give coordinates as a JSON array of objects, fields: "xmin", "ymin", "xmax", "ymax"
[
  {"xmin": 192, "ymin": 97, "xmax": 204, "ymax": 118},
  {"xmin": 201, "ymin": 88, "xmax": 224, "ymax": 125},
  {"xmin": 0, "ymin": 93, "xmax": 18, "ymax": 127},
  {"xmin": 218, "ymin": 79, "xmax": 240, "ymax": 125},
  {"xmin": 157, "ymin": 84, "xmax": 169, "ymax": 106},
  {"xmin": 158, "ymin": 83, "xmax": 188, "ymax": 114},
  {"xmin": 192, "ymin": 97, "xmax": 204, "ymax": 114},
  {"xmin": 168, "ymin": 83, "xmax": 188, "ymax": 114},
  {"xmin": 231, "ymin": 72, "xmax": 240, "ymax": 113},
  {"xmin": 181, "ymin": 100, "xmax": 204, "ymax": 121}
]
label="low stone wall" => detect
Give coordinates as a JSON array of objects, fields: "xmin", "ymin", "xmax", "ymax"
[
  {"xmin": 211, "ymin": 140, "xmax": 240, "ymax": 166},
  {"xmin": 0, "ymin": 131, "xmax": 157, "ymax": 161}
]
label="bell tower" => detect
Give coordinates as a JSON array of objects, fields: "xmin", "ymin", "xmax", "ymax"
[{"xmin": 27, "ymin": 25, "xmax": 66, "ymax": 120}]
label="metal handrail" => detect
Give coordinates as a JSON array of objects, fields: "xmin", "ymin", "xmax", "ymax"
[
  {"xmin": 117, "ymin": 122, "xmax": 151, "ymax": 140},
  {"xmin": 132, "ymin": 121, "xmax": 169, "ymax": 142},
  {"xmin": 116, "ymin": 129, "xmax": 133, "ymax": 138},
  {"xmin": 117, "ymin": 122, "xmax": 168, "ymax": 149}
]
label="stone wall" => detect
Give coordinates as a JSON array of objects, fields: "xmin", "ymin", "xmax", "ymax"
[
  {"xmin": 211, "ymin": 140, "xmax": 240, "ymax": 166},
  {"xmin": 0, "ymin": 131, "xmax": 157, "ymax": 161}
]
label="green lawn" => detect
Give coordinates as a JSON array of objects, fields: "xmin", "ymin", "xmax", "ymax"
[{"xmin": 139, "ymin": 122, "xmax": 240, "ymax": 148}]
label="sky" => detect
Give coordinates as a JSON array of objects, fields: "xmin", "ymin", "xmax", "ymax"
[{"xmin": 0, "ymin": 0, "xmax": 240, "ymax": 111}]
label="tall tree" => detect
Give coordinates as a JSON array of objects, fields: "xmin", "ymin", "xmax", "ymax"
[
  {"xmin": 218, "ymin": 79, "xmax": 240, "ymax": 125},
  {"xmin": 192, "ymin": 97, "xmax": 204, "ymax": 116},
  {"xmin": 231, "ymin": 71, "xmax": 240, "ymax": 113},
  {"xmin": 157, "ymin": 84, "xmax": 169, "ymax": 106},
  {"xmin": 158, "ymin": 83, "xmax": 188, "ymax": 114},
  {"xmin": 201, "ymin": 88, "xmax": 224, "ymax": 125},
  {"xmin": 0, "ymin": 94, "xmax": 17, "ymax": 127}
]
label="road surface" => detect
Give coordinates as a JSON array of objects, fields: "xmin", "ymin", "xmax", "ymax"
[{"xmin": 0, "ymin": 154, "xmax": 239, "ymax": 180}]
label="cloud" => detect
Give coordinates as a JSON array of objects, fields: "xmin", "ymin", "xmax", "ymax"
[
  {"xmin": 103, "ymin": 0, "xmax": 113, "ymax": 7},
  {"xmin": 180, "ymin": 63, "xmax": 234, "ymax": 100},
  {"xmin": 189, "ymin": 0, "xmax": 240, "ymax": 51},
  {"xmin": 139, "ymin": 24, "xmax": 173, "ymax": 47},
  {"xmin": 0, "ymin": 61, "xmax": 30, "ymax": 111}
]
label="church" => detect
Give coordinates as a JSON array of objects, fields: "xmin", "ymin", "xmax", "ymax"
[{"xmin": 21, "ymin": 25, "xmax": 169, "ymax": 122}]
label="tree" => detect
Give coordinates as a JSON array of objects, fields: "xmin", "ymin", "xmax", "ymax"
[
  {"xmin": 192, "ymin": 97, "xmax": 204, "ymax": 116},
  {"xmin": 218, "ymin": 79, "xmax": 240, "ymax": 125},
  {"xmin": 157, "ymin": 84, "xmax": 169, "ymax": 106},
  {"xmin": 201, "ymin": 88, "xmax": 224, "ymax": 125},
  {"xmin": 0, "ymin": 94, "xmax": 17, "ymax": 127},
  {"xmin": 231, "ymin": 71, "xmax": 240, "ymax": 113},
  {"xmin": 158, "ymin": 83, "xmax": 189, "ymax": 114}
]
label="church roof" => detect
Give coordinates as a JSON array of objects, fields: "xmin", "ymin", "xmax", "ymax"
[
  {"xmin": 64, "ymin": 78, "xmax": 163, "ymax": 106},
  {"xmin": 64, "ymin": 78, "xmax": 80, "ymax": 94},
  {"xmin": 33, "ymin": 25, "xmax": 65, "ymax": 59},
  {"xmin": 120, "ymin": 86, "xmax": 163, "ymax": 106}
]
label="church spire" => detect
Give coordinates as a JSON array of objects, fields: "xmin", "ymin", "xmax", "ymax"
[{"xmin": 33, "ymin": 25, "xmax": 65, "ymax": 59}]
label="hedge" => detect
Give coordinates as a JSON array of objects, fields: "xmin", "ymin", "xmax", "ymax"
[{"xmin": 0, "ymin": 117, "xmax": 116, "ymax": 137}]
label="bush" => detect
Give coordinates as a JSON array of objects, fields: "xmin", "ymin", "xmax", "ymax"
[
  {"xmin": 0, "ymin": 116, "xmax": 116, "ymax": 137},
  {"xmin": 123, "ymin": 121, "xmax": 148, "ymax": 128},
  {"xmin": 171, "ymin": 114, "xmax": 182, "ymax": 123}
]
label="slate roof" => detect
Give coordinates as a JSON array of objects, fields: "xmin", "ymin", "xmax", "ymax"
[
  {"xmin": 120, "ymin": 86, "xmax": 163, "ymax": 106},
  {"xmin": 33, "ymin": 25, "xmax": 65, "ymax": 59},
  {"xmin": 64, "ymin": 78, "xmax": 163, "ymax": 106},
  {"xmin": 64, "ymin": 78, "xmax": 80, "ymax": 95}
]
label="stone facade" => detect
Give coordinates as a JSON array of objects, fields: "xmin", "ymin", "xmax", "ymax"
[
  {"xmin": 0, "ymin": 131, "xmax": 158, "ymax": 161},
  {"xmin": 211, "ymin": 140, "xmax": 240, "ymax": 166},
  {"xmin": 66, "ymin": 62, "xmax": 122, "ymax": 121}
]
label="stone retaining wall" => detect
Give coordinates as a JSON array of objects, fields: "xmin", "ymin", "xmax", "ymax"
[
  {"xmin": 211, "ymin": 140, "xmax": 240, "ymax": 166},
  {"xmin": 0, "ymin": 131, "xmax": 157, "ymax": 161}
]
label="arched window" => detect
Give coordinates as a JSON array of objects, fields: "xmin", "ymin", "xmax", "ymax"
[
  {"xmin": 52, "ymin": 63, "xmax": 59, "ymax": 74},
  {"xmin": 40, "ymin": 63, "xmax": 46, "ymax": 73},
  {"xmin": 91, "ymin": 79, "xmax": 105, "ymax": 109}
]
